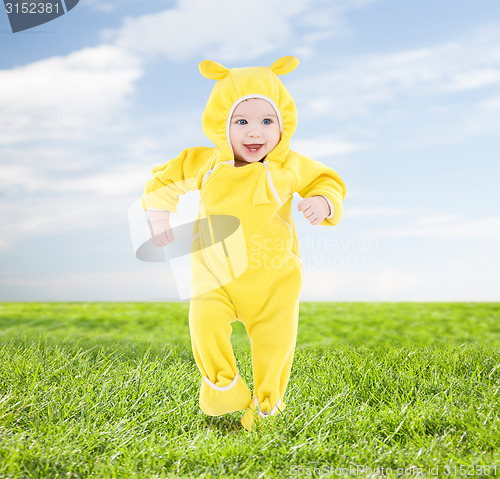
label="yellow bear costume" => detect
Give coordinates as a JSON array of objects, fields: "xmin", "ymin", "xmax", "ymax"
[{"xmin": 141, "ymin": 57, "xmax": 346, "ymax": 431}]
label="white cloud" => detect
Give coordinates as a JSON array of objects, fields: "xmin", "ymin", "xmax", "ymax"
[
  {"xmin": 460, "ymin": 93, "xmax": 500, "ymax": 136},
  {"xmin": 446, "ymin": 69, "xmax": 500, "ymax": 92},
  {"xmin": 291, "ymin": 27, "xmax": 500, "ymax": 121},
  {"xmin": 478, "ymin": 95, "xmax": 500, "ymax": 112},
  {"xmin": 365, "ymin": 216, "xmax": 500, "ymax": 238},
  {"xmin": 0, "ymin": 267, "xmax": 179, "ymax": 301},
  {"xmin": 0, "ymin": 160, "xmax": 150, "ymax": 195},
  {"xmin": 127, "ymin": 135, "xmax": 163, "ymax": 162},
  {"xmin": 0, "ymin": 44, "xmax": 142, "ymax": 145},
  {"xmin": 300, "ymin": 267, "xmax": 500, "ymax": 301},
  {"xmin": 291, "ymin": 137, "xmax": 361, "ymax": 158},
  {"xmin": 348, "ymin": 207, "xmax": 422, "ymax": 217},
  {"xmin": 102, "ymin": 0, "xmax": 371, "ymax": 62},
  {"xmin": 82, "ymin": 0, "xmax": 116, "ymax": 13},
  {"xmin": 0, "ymin": 162, "xmax": 154, "ymax": 248},
  {"xmin": 414, "ymin": 215, "xmax": 459, "ymax": 226}
]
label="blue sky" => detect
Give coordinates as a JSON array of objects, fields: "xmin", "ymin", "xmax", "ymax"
[{"xmin": 1, "ymin": 0, "xmax": 499, "ymax": 301}]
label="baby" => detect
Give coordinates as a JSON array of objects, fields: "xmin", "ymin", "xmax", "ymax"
[{"xmin": 142, "ymin": 56, "xmax": 346, "ymax": 431}]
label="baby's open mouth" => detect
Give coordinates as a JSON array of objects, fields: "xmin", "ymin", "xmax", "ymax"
[{"xmin": 244, "ymin": 144, "xmax": 264, "ymax": 153}]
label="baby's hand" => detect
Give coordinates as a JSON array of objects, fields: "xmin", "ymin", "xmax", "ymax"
[
  {"xmin": 297, "ymin": 196, "xmax": 331, "ymax": 226},
  {"xmin": 147, "ymin": 210, "xmax": 174, "ymax": 247}
]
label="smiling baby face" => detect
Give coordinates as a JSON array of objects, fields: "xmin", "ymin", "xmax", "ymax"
[{"xmin": 228, "ymin": 98, "xmax": 281, "ymax": 167}]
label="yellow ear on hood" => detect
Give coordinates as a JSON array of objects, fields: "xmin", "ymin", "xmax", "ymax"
[
  {"xmin": 270, "ymin": 56, "xmax": 299, "ymax": 75},
  {"xmin": 199, "ymin": 60, "xmax": 230, "ymax": 80}
]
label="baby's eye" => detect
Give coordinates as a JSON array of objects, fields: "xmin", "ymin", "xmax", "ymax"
[
  {"xmin": 236, "ymin": 119, "xmax": 248, "ymax": 125},
  {"xmin": 262, "ymin": 119, "xmax": 272, "ymax": 125}
]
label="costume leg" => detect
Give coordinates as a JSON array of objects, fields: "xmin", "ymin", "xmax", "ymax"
[
  {"xmin": 240, "ymin": 293, "xmax": 300, "ymax": 431},
  {"xmin": 189, "ymin": 288, "xmax": 251, "ymax": 416}
]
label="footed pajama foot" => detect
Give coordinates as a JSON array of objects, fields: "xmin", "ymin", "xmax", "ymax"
[
  {"xmin": 241, "ymin": 397, "xmax": 285, "ymax": 431},
  {"xmin": 199, "ymin": 373, "xmax": 251, "ymax": 416}
]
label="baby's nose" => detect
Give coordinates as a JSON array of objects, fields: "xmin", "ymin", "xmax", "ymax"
[{"xmin": 248, "ymin": 128, "xmax": 262, "ymax": 137}]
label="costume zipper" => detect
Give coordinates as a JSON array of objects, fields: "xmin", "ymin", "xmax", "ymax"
[{"xmin": 201, "ymin": 158, "xmax": 232, "ymax": 186}]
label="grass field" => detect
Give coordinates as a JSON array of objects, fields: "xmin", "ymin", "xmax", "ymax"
[{"xmin": 0, "ymin": 302, "xmax": 499, "ymax": 478}]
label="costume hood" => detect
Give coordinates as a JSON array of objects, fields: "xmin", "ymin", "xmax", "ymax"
[{"xmin": 199, "ymin": 56, "xmax": 299, "ymax": 165}]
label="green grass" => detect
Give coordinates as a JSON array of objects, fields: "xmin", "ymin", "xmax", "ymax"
[{"xmin": 0, "ymin": 302, "xmax": 499, "ymax": 478}]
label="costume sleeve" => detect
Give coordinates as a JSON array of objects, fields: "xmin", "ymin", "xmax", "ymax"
[
  {"xmin": 292, "ymin": 154, "xmax": 346, "ymax": 226},
  {"xmin": 141, "ymin": 147, "xmax": 212, "ymax": 212}
]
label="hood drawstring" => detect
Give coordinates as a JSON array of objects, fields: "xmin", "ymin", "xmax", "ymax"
[{"xmin": 252, "ymin": 160, "xmax": 272, "ymax": 205}]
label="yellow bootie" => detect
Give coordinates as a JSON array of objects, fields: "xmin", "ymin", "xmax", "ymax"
[
  {"xmin": 241, "ymin": 397, "xmax": 285, "ymax": 431},
  {"xmin": 199, "ymin": 373, "xmax": 251, "ymax": 416}
]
